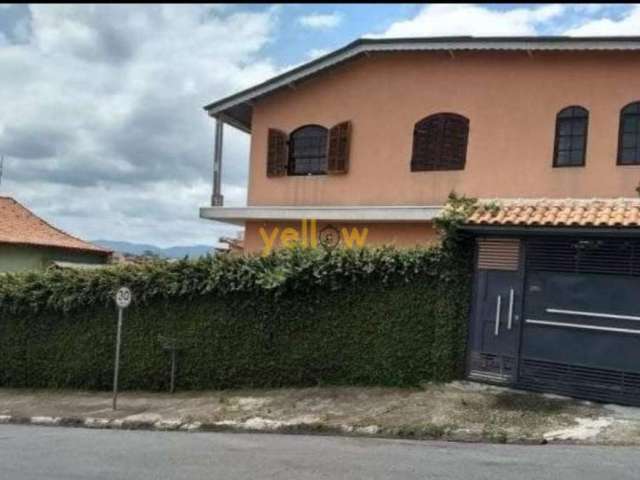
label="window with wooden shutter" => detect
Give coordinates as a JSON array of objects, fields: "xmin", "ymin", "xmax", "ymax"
[
  {"xmin": 288, "ymin": 125, "xmax": 328, "ymax": 175},
  {"xmin": 410, "ymin": 113, "xmax": 469, "ymax": 171},
  {"xmin": 267, "ymin": 129, "xmax": 287, "ymax": 177},
  {"xmin": 327, "ymin": 121, "xmax": 351, "ymax": 174}
]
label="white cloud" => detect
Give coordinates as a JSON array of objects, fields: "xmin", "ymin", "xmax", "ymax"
[
  {"xmin": 565, "ymin": 5, "xmax": 640, "ymax": 35},
  {"xmin": 372, "ymin": 4, "xmax": 567, "ymax": 37},
  {"xmin": 0, "ymin": 5, "xmax": 277, "ymax": 247},
  {"xmin": 298, "ymin": 12, "xmax": 342, "ymax": 30},
  {"xmin": 306, "ymin": 47, "xmax": 329, "ymax": 60},
  {"xmin": 4, "ymin": 177, "xmax": 242, "ymax": 246}
]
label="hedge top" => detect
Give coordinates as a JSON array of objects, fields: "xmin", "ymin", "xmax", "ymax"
[
  {"xmin": 0, "ymin": 193, "xmax": 477, "ymax": 315},
  {"xmin": 0, "ymin": 245, "xmax": 469, "ymax": 314}
]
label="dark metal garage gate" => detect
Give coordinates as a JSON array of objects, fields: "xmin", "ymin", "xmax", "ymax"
[{"xmin": 467, "ymin": 235, "xmax": 640, "ymax": 406}]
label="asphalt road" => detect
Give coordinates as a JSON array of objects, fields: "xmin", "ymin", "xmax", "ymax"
[{"xmin": 1, "ymin": 425, "xmax": 639, "ymax": 480}]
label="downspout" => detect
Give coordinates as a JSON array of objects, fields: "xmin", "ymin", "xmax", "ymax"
[{"xmin": 211, "ymin": 116, "xmax": 224, "ymax": 206}]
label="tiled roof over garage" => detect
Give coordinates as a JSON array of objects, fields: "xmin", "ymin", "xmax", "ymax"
[
  {"xmin": 0, "ymin": 196, "xmax": 110, "ymax": 254},
  {"xmin": 468, "ymin": 198, "xmax": 640, "ymax": 228}
]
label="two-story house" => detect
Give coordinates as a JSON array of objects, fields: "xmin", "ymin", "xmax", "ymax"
[{"xmin": 201, "ymin": 37, "xmax": 640, "ymax": 405}]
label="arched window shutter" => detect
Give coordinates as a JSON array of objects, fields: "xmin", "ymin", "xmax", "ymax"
[
  {"xmin": 267, "ymin": 129, "xmax": 288, "ymax": 177},
  {"xmin": 441, "ymin": 115, "xmax": 469, "ymax": 169},
  {"xmin": 411, "ymin": 113, "xmax": 469, "ymax": 171},
  {"xmin": 411, "ymin": 116, "xmax": 444, "ymax": 170},
  {"xmin": 327, "ymin": 121, "xmax": 351, "ymax": 174}
]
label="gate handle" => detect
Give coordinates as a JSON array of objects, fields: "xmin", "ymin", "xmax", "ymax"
[
  {"xmin": 507, "ymin": 288, "xmax": 514, "ymax": 330},
  {"xmin": 494, "ymin": 295, "xmax": 502, "ymax": 336}
]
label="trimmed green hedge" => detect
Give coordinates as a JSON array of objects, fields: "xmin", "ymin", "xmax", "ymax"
[{"xmin": 0, "ymin": 244, "xmax": 473, "ymax": 390}]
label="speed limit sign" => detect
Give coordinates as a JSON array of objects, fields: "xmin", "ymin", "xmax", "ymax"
[
  {"xmin": 113, "ymin": 286, "xmax": 131, "ymax": 410},
  {"xmin": 115, "ymin": 287, "xmax": 132, "ymax": 309}
]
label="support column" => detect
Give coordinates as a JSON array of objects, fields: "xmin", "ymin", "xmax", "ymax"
[{"xmin": 211, "ymin": 117, "xmax": 224, "ymax": 206}]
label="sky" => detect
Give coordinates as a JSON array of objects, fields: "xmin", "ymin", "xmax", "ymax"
[{"xmin": 0, "ymin": 4, "xmax": 639, "ymax": 247}]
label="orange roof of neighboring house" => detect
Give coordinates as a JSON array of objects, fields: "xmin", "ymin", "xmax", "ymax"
[
  {"xmin": 468, "ymin": 198, "xmax": 640, "ymax": 228},
  {"xmin": 0, "ymin": 196, "xmax": 110, "ymax": 254}
]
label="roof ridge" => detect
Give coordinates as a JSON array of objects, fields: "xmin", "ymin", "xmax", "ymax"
[
  {"xmin": 469, "ymin": 197, "xmax": 640, "ymax": 228},
  {"xmin": 477, "ymin": 197, "xmax": 640, "ymax": 203}
]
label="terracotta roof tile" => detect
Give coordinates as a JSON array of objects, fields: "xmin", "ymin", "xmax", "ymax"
[
  {"xmin": 0, "ymin": 196, "xmax": 110, "ymax": 254},
  {"xmin": 468, "ymin": 198, "xmax": 640, "ymax": 228}
]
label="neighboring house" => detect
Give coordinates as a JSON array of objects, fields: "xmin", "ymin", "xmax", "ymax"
[
  {"xmin": 200, "ymin": 36, "xmax": 640, "ymax": 405},
  {"xmin": 0, "ymin": 196, "xmax": 111, "ymax": 272},
  {"xmin": 217, "ymin": 232, "xmax": 245, "ymax": 254}
]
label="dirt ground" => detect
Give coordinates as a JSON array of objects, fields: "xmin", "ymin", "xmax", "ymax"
[{"xmin": 2, "ymin": 381, "xmax": 639, "ymax": 444}]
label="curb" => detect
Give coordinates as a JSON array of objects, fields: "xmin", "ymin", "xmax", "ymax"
[
  {"xmin": 0, "ymin": 414, "xmax": 551, "ymax": 445},
  {"xmin": 0, "ymin": 414, "xmax": 204, "ymax": 432}
]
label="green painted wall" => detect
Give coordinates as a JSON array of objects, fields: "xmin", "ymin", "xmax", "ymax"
[{"xmin": 0, "ymin": 244, "xmax": 107, "ymax": 273}]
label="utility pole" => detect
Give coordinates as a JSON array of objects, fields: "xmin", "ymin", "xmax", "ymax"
[{"xmin": 0, "ymin": 155, "xmax": 4, "ymax": 187}]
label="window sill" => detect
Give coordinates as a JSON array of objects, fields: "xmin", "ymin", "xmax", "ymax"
[
  {"xmin": 552, "ymin": 163, "xmax": 585, "ymax": 168},
  {"xmin": 410, "ymin": 167, "xmax": 465, "ymax": 172},
  {"xmin": 286, "ymin": 172, "xmax": 328, "ymax": 177}
]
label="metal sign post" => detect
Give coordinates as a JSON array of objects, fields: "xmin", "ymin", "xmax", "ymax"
[
  {"xmin": 158, "ymin": 335, "xmax": 180, "ymax": 394},
  {"xmin": 113, "ymin": 287, "xmax": 131, "ymax": 410}
]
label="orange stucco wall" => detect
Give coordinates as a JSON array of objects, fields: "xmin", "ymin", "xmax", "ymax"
[
  {"xmin": 244, "ymin": 220, "xmax": 439, "ymax": 255},
  {"xmin": 247, "ymin": 50, "xmax": 640, "ymax": 207}
]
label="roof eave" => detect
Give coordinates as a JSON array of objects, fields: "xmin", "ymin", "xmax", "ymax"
[
  {"xmin": 461, "ymin": 224, "xmax": 640, "ymax": 237},
  {"xmin": 199, "ymin": 205, "xmax": 443, "ymax": 226},
  {"xmin": 203, "ymin": 36, "xmax": 640, "ymax": 131},
  {"xmin": 0, "ymin": 240, "xmax": 112, "ymax": 256}
]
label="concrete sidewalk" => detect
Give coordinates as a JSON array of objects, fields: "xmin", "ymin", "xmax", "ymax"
[{"xmin": 2, "ymin": 382, "xmax": 640, "ymax": 445}]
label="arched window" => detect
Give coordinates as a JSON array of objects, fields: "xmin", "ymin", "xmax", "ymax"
[
  {"xmin": 288, "ymin": 125, "xmax": 328, "ymax": 175},
  {"xmin": 411, "ymin": 113, "xmax": 469, "ymax": 171},
  {"xmin": 618, "ymin": 102, "xmax": 640, "ymax": 165},
  {"xmin": 553, "ymin": 106, "xmax": 588, "ymax": 167}
]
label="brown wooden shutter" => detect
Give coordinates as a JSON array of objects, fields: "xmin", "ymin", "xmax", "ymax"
[
  {"xmin": 411, "ymin": 114, "xmax": 468, "ymax": 171},
  {"xmin": 441, "ymin": 115, "xmax": 469, "ymax": 170},
  {"xmin": 267, "ymin": 129, "xmax": 287, "ymax": 177},
  {"xmin": 327, "ymin": 121, "xmax": 351, "ymax": 174},
  {"xmin": 411, "ymin": 116, "xmax": 443, "ymax": 171}
]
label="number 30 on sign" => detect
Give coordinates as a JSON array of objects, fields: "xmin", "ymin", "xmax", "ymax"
[{"xmin": 115, "ymin": 287, "xmax": 132, "ymax": 309}]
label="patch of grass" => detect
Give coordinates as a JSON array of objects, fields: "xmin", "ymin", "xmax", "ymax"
[
  {"xmin": 492, "ymin": 392, "xmax": 572, "ymax": 414},
  {"xmin": 482, "ymin": 428, "xmax": 508, "ymax": 444},
  {"xmin": 277, "ymin": 422, "xmax": 342, "ymax": 435},
  {"xmin": 391, "ymin": 424, "xmax": 447, "ymax": 439}
]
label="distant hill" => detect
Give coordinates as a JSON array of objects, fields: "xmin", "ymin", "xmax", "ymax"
[{"xmin": 92, "ymin": 240, "xmax": 215, "ymax": 259}]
